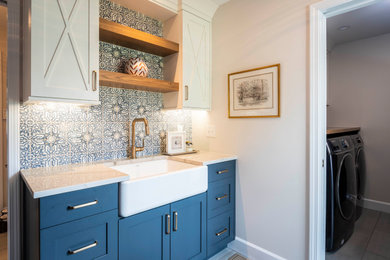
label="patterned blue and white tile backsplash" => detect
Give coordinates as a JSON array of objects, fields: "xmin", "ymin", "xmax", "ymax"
[{"xmin": 20, "ymin": 0, "xmax": 192, "ymax": 169}]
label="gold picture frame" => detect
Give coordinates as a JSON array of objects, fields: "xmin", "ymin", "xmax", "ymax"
[{"xmin": 228, "ymin": 64, "xmax": 280, "ymax": 118}]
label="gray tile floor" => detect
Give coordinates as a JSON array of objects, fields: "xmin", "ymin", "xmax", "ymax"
[
  {"xmin": 208, "ymin": 248, "xmax": 247, "ymax": 260},
  {"xmin": 326, "ymin": 209, "xmax": 390, "ymax": 260}
]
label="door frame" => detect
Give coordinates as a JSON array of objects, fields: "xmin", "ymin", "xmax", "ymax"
[
  {"xmin": 309, "ymin": 0, "xmax": 382, "ymax": 259},
  {"xmin": 7, "ymin": 0, "xmax": 21, "ymax": 259}
]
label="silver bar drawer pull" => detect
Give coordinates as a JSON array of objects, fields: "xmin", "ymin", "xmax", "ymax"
[
  {"xmin": 216, "ymin": 228, "xmax": 228, "ymax": 237},
  {"xmin": 68, "ymin": 241, "xmax": 97, "ymax": 255},
  {"xmin": 68, "ymin": 200, "xmax": 98, "ymax": 210},
  {"xmin": 173, "ymin": 211, "xmax": 178, "ymax": 232},
  {"xmin": 216, "ymin": 194, "xmax": 228, "ymax": 201},
  {"xmin": 166, "ymin": 214, "xmax": 171, "ymax": 234},
  {"xmin": 92, "ymin": 70, "xmax": 97, "ymax": 91},
  {"xmin": 185, "ymin": 85, "xmax": 189, "ymax": 100},
  {"xmin": 217, "ymin": 169, "xmax": 229, "ymax": 175}
]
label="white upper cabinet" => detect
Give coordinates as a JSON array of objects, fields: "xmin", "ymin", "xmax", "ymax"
[
  {"xmin": 182, "ymin": 11, "xmax": 211, "ymax": 109},
  {"xmin": 162, "ymin": 2, "xmax": 215, "ymax": 110},
  {"xmin": 23, "ymin": 0, "xmax": 99, "ymax": 104}
]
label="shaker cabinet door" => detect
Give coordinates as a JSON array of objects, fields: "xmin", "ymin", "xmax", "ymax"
[
  {"xmin": 28, "ymin": 0, "xmax": 99, "ymax": 103},
  {"xmin": 119, "ymin": 205, "xmax": 170, "ymax": 260},
  {"xmin": 182, "ymin": 10, "xmax": 211, "ymax": 110},
  {"xmin": 170, "ymin": 193, "xmax": 207, "ymax": 260}
]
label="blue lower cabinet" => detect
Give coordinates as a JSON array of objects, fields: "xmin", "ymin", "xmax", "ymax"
[
  {"xmin": 208, "ymin": 177, "xmax": 235, "ymax": 219},
  {"xmin": 118, "ymin": 193, "xmax": 206, "ymax": 260},
  {"xmin": 40, "ymin": 184, "xmax": 118, "ymax": 229},
  {"xmin": 207, "ymin": 210, "xmax": 235, "ymax": 258},
  {"xmin": 206, "ymin": 160, "xmax": 237, "ymax": 258},
  {"xmin": 40, "ymin": 209, "xmax": 118, "ymax": 260},
  {"xmin": 171, "ymin": 193, "xmax": 207, "ymax": 260},
  {"xmin": 119, "ymin": 205, "xmax": 170, "ymax": 260}
]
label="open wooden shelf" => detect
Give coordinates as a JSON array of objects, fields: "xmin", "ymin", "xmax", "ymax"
[
  {"xmin": 99, "ymin": 70, "xmax": 179, "ymax": 93},
  {"xmin": 99, "ymin": 18, "xmax": 179, "ymax": 57}
]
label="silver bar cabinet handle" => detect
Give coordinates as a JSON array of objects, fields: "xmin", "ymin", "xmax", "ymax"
[
  {"xmin": 92, "ymin": 70, "xmax": 97, "ymax": 91},
  {"xmin": 185, "ymin": 85, "xmax": 189, "ymax": 100},
  {"xmin": 68, "ymin": 241, "xmax": 97, "ymax": 255},
  {"xmin": 166, "ymin": 214, "xmax": 171, "ymax": 234},
  {"xmin": 216, "ymin": 228, "xmax": 228, "ymax": 237},
  {"xmin": 68, "ymin": 200, "xmax": 98, "ymax": 210},
  {"xmin": 216, "ymin": 194, "xmax": 228, "ymax": 201},
  {"xmin": 173, "ymin": 211, "xmax": 178, "ymax": 232},
  {"xmin": 217, "ymin": 169, "xmax": 228, "ymax": 175}
]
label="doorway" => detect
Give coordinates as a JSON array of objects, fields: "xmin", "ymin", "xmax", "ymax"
[
  {"xmin": 326, "ymin": 1, "xmax": 390, "ymax": 258},
  {"xmin": 309, "ymin": 0, "xmax": 388, "ymax": 259},
  {"xmin": 0, "ymin": 1, "xmax": 7, "ymax": 259}
]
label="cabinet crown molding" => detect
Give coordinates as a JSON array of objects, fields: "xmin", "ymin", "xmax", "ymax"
[
  {"xmin": 181, "ymin": 0, "xmax": 219, "ymax": 21},
  {"xmin": 150, "ymin": 0, "xmax": 178, "ymax": 13}
]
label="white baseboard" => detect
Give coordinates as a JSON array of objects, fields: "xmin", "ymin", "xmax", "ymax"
[
  {"xmin": 228, "ymin": 237, "xmax": 286, "ymax": 260},
  {"xmin": 360, "ymin": 198, "xmax": 390, "ymax": 214}
]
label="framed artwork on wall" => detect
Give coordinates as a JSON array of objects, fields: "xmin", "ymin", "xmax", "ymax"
[
  {"xmin": 228, "ymin": 64, "xmax": 280, "ymax": 118},
  {"xmin": 167, "ymin": 131, "xmax": 186, "ymax": 154}
]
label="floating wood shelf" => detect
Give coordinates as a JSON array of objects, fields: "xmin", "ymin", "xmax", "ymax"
[
  {"xmin": 99, "ymin": 70, "xmax": 179, "ymax": 93},
  {"xmin": 99, "ymin": 18, "xmax": 179, "ymax": 57}
]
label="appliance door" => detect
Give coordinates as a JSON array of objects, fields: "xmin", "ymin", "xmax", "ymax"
[
  {"xmin": 336, "ymin": 153, "xmax": 357, "ymax": 221},
  {"xmin": 326, "ymin": 144, "xmax": 335, "ymax": 250},
  {"xmin": 356, "ymin": 148, "xmax": 366, "ymax": 199}
]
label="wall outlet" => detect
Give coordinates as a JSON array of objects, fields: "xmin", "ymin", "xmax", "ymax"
[{"xmin": 207, "ymin": 125, "xmax": 216, "ymax": 138}]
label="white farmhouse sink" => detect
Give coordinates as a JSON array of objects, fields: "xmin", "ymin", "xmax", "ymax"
[{"xmin": 111, "ymin": 159, "xmax": 207, "ymax": 217}]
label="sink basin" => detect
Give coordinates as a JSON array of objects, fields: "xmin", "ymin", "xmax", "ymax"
[{"xmin": 111, "ymin": 159, "xmax": 207, "ymax": 217}]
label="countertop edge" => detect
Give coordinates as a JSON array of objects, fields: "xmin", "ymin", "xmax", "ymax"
[
  {"xmin": 201, "ymin": 156, "xmax": 238, "ymax": 165},
  {"xmin": 20, "ymin": 171, "xmax": 35, "ymax": 197},
  {"xmin": 30, "ymin": 175, "xmax": 129, "ymax": 199},
  {"xmin": 171, "ymin": 155, "xmax": 238, "ymax": 166}
]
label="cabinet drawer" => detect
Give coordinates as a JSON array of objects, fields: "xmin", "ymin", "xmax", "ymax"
[
  {"xmin": 208, "ymin": 160, "xmax": 236, "ymax": 183},
  {"xmin": 40, "ymin": 184, "xmax": 118, "ymax": 229},
  {"xmin": 40, "ymin": 209, "xmax": 118, "ymax": 260},
  {"xmin": 208, "ymin": 177, "xmax": 235, "ymax": 218},
  {"xmin": 207, "ymin": 210, "xmax": 235, "ymax": 258}
]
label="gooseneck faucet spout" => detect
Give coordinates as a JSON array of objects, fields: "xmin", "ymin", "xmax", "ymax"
[{"xmin": 130, "ymin": 118, "xmax": 150, "ymax": 159}]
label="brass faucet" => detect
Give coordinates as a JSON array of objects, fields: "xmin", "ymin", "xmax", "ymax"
[{"xmin": 130, "ymin": 118, "xmax": 150, "ymax": 159}]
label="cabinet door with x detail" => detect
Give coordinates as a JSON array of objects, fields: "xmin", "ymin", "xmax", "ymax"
[
  {"xmin": 182, "ymin": 11, "xmax": 211, "ymax": 110},
  {"xmin": 28, "ymin": 0, "xmax": 99, "ymax": 103}
]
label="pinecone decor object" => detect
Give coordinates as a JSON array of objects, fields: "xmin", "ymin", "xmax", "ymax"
[{"xmin": 125, "ymin": 58, "xmax": 149, "ymax": 77}]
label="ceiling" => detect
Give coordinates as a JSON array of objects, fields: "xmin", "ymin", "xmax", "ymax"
[{"xmin": 327, "ymin": 0, "xmax": 390, "ymax": 49}]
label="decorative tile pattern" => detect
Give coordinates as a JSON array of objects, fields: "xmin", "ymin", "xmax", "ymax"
[
  {"xmin": 20, "ymin": 1, "xmax": 192, "ymax": 169},
  {"xmin": 20, "ymin": 88, "xmax": 192, "ymax": 169},
  {"xmin": 100, "ymin": 0, "xmax": 162, "ymax": 37}
]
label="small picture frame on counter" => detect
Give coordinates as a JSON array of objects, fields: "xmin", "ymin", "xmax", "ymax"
[{"xmin": 167, "ymin": 131, "xmax": 186, "ymax": 154}]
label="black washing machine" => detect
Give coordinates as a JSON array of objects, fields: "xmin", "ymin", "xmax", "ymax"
[
  {"xmin": 326, "ymin": 136, "xmax": 357, "ymax": 252},
  {"xmin": 351, "ymin": 134, "xmax": 366, "ymax": 221}
]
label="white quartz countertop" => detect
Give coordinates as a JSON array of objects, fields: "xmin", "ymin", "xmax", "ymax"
[
  {"xmin": 170, "ymin": 151, "xmax": 237, "ymax": 166},
  {"xmin": 21, "ymin": 162, "xmax": 130, "ymax": 199},
  {"xmin": 21, "ymin": 153, "xmax": 237, "ymax": 199}
]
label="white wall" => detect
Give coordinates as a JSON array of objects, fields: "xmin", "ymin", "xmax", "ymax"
[
  {"xmin": 328, "ymin": 33, "xmax": 390, "ymax": 204},
  {"xmin": 193, "ymin": 0, "xmax": 318, "ymax": 258}
]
